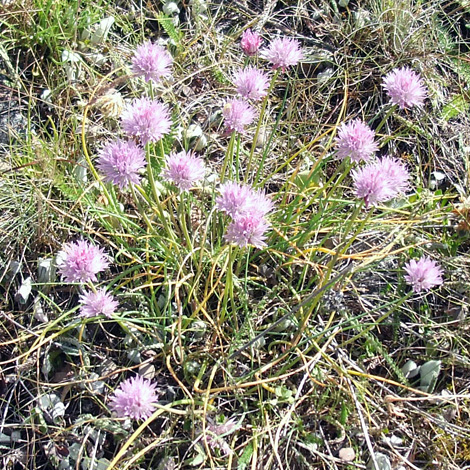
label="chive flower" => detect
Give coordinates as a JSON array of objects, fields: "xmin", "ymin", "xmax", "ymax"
[
  {"xmin": 97, "ymin": 139, "xmax": 147, "ymax": 189},
  {"xmin": 58, "ymin": 240, "xmax": 109, "ymax": 284},
  {"xmin": 335, "ymin": 119, "xmax": 379, "ymax": 163},
  {"xmin": 404, "ymin": 256, "xmax": 443, "ymax": 293},
  {"xmin": 162, "ymin": 150, "xmax": 205, "ymax": 191},
  {"xmin": 121, "ymin": 97, "xmax": 171, "ymax": 145},
  {"xmin": 241, "ymin": 29, "xmax": 262, "ymax": 56},
  {"xmin": 79, "ymin": 288, "xmax": 118, "ymax": 318},
  {"xmin": 234, "ymin": 67, "xmax": 270, "ymax": 101},
  {"xmin": 222, "ymin": 98, "xmax": 256, "ymax": 134},
  {"xmin": 382, "ymin": 67, "xmax": 428, "ymax": 109},
  {"xmin": 261, "ymin": 37, "xmax": 303, "ymax": 72},
  {"xmin": 131, "ymin": 41, "xmax": 173, "ymax": 83},
  {"xmin": 109, "ymin": 376, "xmax": 158, "ymax": 420}
]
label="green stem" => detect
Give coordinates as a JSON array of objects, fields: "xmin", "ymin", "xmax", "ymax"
[
  {"xmin": 220, "ymin": 246, "xmax": 238, "ymax": 324},
  {"xmin": 372, "ymin": 104, "xmax": 397, "ymax": 134},
  {"xmin": 130, "ymin": 183, "xmax": 155, "ymax": 234},
  {"xmin": 178, "ymin": 192, "xmax": 192, "ymax": 251},
  {"xmin": 245, "ymin": 70, "xmax": 280, "ymax": 179},
  {"xmin": 220, "ymin": 132, "xmax": 236, "ymax": 182}
]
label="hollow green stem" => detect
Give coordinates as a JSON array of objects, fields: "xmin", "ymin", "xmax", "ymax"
[
  {"xmin": 372, "ymin": 103, "xmax": 397, "ymax": 134},
  {"xmin": 220, "ymin": 245, "xmax": 238, "ymax": 325},
  {"xmin": 178, "ymin": 192, "xmax": 193, "ymax": 251},
  {"xmin": 220, "ymin": 132, "xmax": 236, "ymax": 182},
  {"xmin": 245, "ymin": 70, "xmax": 280, "ymax": 179},
  {"xmin": 130, "ymin": 183, "xmax": 155, "ymax": 234}
]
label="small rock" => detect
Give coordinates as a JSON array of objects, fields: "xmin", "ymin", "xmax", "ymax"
[
  {"xmin": 139, "ymin": 363, "xmax": 156, "ymax": 380},
  {"xmin": 15, "ymin": 276, "xmax": 32, "ymax": 305},
  {"xmin": 339, "ymin": 447, "xmax": 355, "ymax": 462}
]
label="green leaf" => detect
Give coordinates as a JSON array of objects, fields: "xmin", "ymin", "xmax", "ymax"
[
  {"xmin": 238, "ymin": 442, "xmax": 254, "ymax": 470},
  {"xmin": 441, "ymin": 94, "xmax": 470, "ymax": 121},
  {"xmin": 156, "ymin": 13, "xmax": 183, "ymax": 48},
  {"xmin": 419, "ymin": 360, "xmax": 441, "ymax": 393}
]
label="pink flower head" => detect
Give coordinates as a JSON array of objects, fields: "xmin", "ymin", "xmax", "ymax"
[
  {"xmin": 380, "ymin": 156, "xmax": 410, "ymax": 194},
  {"xmin": 162, "ymin": 150, "xmax": 205, "ymax": 191},
  {"xmin": 234, "ymin": 67, "xmax": 270, "ymax": 101},
  {"xmin": 335, "ymin": 119, "xmax": 379, "ymax": 163},
  {"xmin": 97, "ymin": 139, "xmax": 147, "ymax": 189},
  {"xmin": 382, "ymin": 67, "xmax": 428, "ymax": 109},
  {"xmin": 131, "ymin": 41, "xmax": 173, "ymax": 83},
  {"xmin": 352, "ymin": 165, "xmax": 395, "ymax": 207},
  {"xmin": 404, "ymin": 256, "xmax": 443, "ymax": 293},
  {"xmin": 121, "ymin": 97, "xmax": 171, "ymax": 145},
  {"xmin": 58, "ymin": 240, "xmax": 109, "ymax": 283},
  {"xmin": 79, "ymin": 288, "xmax": 118, "ymax": 318},
  {"xmin": 225, "ymin": 213, "xmax": 270, "ymax": 248},
  {"xmin": 216, "ymin": 182, "xmax": 273, "ymax": 219},
  {"xmin": 352, "ymin": 156, "xmax": 409, "ymax": 207},
  {"xmin": 222, "ymin": 98, "xmax": 256, "ymax": 134},
  {"xmin": 241, "ymin": 29, "xmax": 262, "ymax": 56},
  {"xmin": 216, "ymin": 182, "xmax": 254, "ymax": 218},
  {"xmin": 109, "ymin": 376, "xmax": 158, "ymax": 420},
  {"xmin": 261, "ymin": 37, "xmax": 303, "ymax": 72}
]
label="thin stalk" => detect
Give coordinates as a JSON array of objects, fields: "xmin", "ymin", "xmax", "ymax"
[
  {"xmin": 178, "ymin": 192, "xmax": 193, "ymax": 251},
  {"xmin": 220, "ymin": 246, "xmax": 238, "ymax": 325},
  {"xmin": 220, "ymin": 132, "xmax": 236, "ymax": 182},
  {"xmin": 371, "ymin": 104, "xmax": 397, "ymax": 134},
  {"xmin": 130, "ymin": 183, "xmax": 155, "ymax": 234},
  {"xmin": 253, "ymin": 80, "xmax": 290, "ymax": 186},
  {"xmin": 245, "ymin": 70, "xmax": 280, "ymax": 178}
]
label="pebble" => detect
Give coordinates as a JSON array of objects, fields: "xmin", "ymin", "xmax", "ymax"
[{"xmin": 339, "ymin": 447, "xmax": 355, "ymax": 462}]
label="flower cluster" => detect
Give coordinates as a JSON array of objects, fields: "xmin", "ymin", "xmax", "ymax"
[
  {"xmin": 217, "ymin": 182, "xmax": 274, "ymax": 248},
  {"xmin": 58, "ymin": 240, "xmax": 109, "ymax": 284},
  {"xmin": 404, "ymin": 256, "xmax": 443, "ymax": 293},
  {"xmin": 109, "ymin": 375, "xmax": 158, "ymax": 420},
  {"xmin": 94, "ymin": 42, "xmax": 174, "ymax": 190},
  {"xmin": 97, "ymin": 139, "xmax": 147, "ymax": 189},
  {"xmin": 234, "ymin": 67, "xmax": 269, "ymax": 101},
  {"xmin": 132, "ymin": 41, "xmax": 173, "ymax": 83},
  {"xmin": 223, "ymin": 35, "xmax": 302, "ymax": 134},
  {"xmin": 261, "ymin": 37, "xmax": 303, "ymax": 72},
  {"xmin": 222, "ymin": 98, "xmax": 256, "ymax": 134},
  {"xmin": 162, "ymin": 150, "xmax": 205, "ymax": 191},
  {"xmin": 58, "ymin": 240, "xmax": 120, "ymax": 318},
  {"xmin": 121, "ymin": 97, "xmax": 171, "ymax": 146},
  {"xmin": 352, "ymin": 156, "xmax": 409, "ymax": 207},
  {"xmin": 241, "ymin": 29, "xmax": 262, "ymax": 56},
  {"xmin": 79, "ymin": 288, "xmax": 118, "ymax": 318},
  {"xmin": 382, "ymin": 67, "xmax": 427, "ymax": 110},
  {"xmin": 335, "ymin": 119, "xmax": 378, "ymax": 163}
]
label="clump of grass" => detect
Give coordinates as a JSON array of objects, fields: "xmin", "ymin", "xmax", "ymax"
[{"xmin": 1, "ymin": 1, "xmax": 470, "ymax": 469}]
